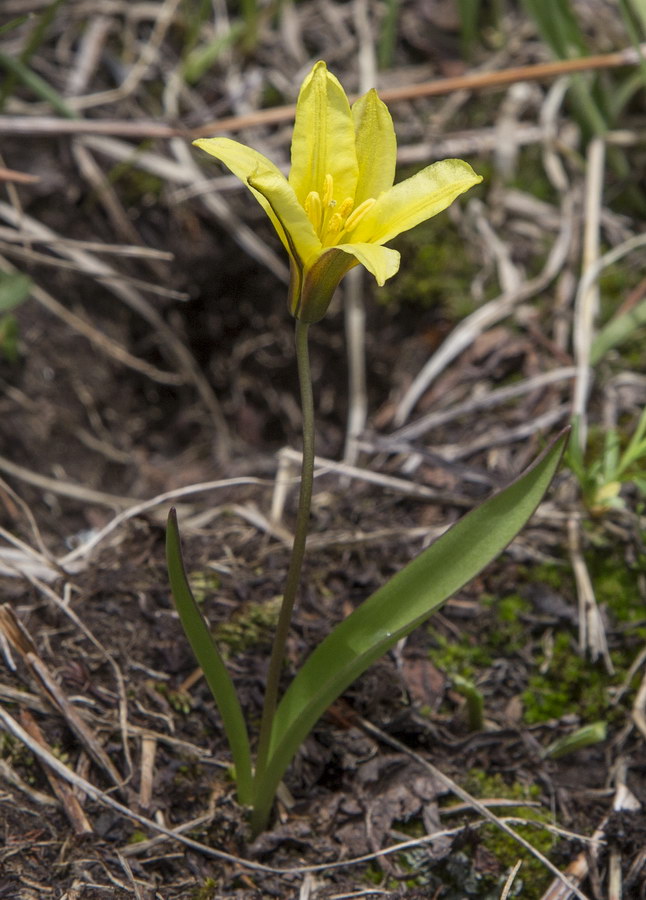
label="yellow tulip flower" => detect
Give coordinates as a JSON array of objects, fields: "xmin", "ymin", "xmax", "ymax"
[{"xmin": 195, "ymin": 61, "xmax": 482, "ymax": 323}]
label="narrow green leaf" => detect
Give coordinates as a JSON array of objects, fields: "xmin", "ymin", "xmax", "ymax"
[
  {"xmin": 251, "ymin": 429, "xmax": 569, "ymax": 830},
  {"xmin": 0, "ymin": 50, "xmax": 77, "ymax": 118},
  {"xmin": 591, "ymin": 298, "xmax": 646, "ymax": 364},
  {"xmin": 543, "ymin": 721, "xmax": 607, "ymax": 759},
  {"xmin": 166, "ymin": 508, "xmax": 253, "ymax": 805}
]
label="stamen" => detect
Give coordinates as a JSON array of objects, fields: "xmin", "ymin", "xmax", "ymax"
[
  {"xmin": 304, "ymin": 191, "xmax": 322, "ymax": 230},
  {"xmin": 337, "ymin": 198, "xmax": 354, "ymax": 220},
  {"xmin": 322, "ymin": 174, "xmax": 334, "ymax": 208},
  {"xmin": 323, "ymin": 213, "xmax": 344, "ymax": 242},
  {"xmin": 343, "ymin": 197, "xmax": 376, "ymax": 233}
]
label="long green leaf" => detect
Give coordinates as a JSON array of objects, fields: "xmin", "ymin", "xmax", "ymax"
[
  {"xmin": 251, "ymin": 429, "xmax": 569, "ymax": 831},
  {"xmin": 166, "ymin": 508, "xmax": 253, "ymax": 805}
]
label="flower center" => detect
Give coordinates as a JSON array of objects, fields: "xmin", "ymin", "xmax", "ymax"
[{"xmin": 304, "ymin": 174, "xmax": 375, "ymax": 247}]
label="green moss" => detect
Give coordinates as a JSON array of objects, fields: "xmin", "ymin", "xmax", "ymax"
[
  {"xmin": 192, "ymin": 877, "xmax": 218, "ymax": 900},
  {"xmin": 214, "ymin": 595, "xmax": 282, "ymax": 656},
  {"xmin": 154, "ymin": 681, "xmax": 193, "ymax": 715},
  {"xmin": 586, "ymin": 543, "xmax": 643, "ymax": 625},
  {"xmin": 459, "ymin": 772, "xmax": 555, "ymax": 899},
  {"xmin": 377, "ymin": 208, "xmax": 482, "ymax": 318},
  {"xmin": 187, "ymin": 569, "xmax": 221, "ymax": 604},
  {"xmin": 488, "ymin": 593, "xmax": 531, "ymax": 652},
  {"xmin": 508, "ymin": 146, "xmax": 558, "ymax": 203},
  {"xmin": 128, "ymin": 830, "xmax": 147, "ymax": 844},
  {"xmin": 430, "ymin": 631, "xmax": 493, "ymax": 678},
  {"xmin": 522, "ymin": 631, "xmax": 620, "ymax": 724}
]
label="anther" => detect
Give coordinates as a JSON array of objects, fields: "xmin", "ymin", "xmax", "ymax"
[{"xmin": 344, "ymin": 197, "xmax": 376, "ymax": 233}]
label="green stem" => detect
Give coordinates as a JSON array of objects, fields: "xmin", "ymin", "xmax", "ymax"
[{"xmin": 252, "ymin": 319, "xmax": 315, "ymax": 831}]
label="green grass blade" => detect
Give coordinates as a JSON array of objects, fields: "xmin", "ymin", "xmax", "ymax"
[
  {"xmin": 166, "ymin": 508, "xmax": 253, "ymax": 805},
  {"xmin": 0, "ymin": 51, "xmax": 77, "ymax": 118},
  {"xmin": 591, "ymin": 298, "xmax": 646, "ymax": 364},
  {"xmin": 250, "ymin": 429, "xmax": 569, "ymax": 832},
  {"xmin": 182, "ymin": 22, "xmax": 245, "ymax": 84},
  {"xmin": 378, "ymin": 0, "xmax": 400, "ymax": 70},
  {"xmin": 0, "ymin": 15, "xmax": 30, "ymax": 37},
  {"xmin": 521, "ymin": 0, "xmax": 609, "ymax": 138}
]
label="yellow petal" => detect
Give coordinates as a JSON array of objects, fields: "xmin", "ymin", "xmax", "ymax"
[
  {"xmin": 351, "ymin": 89, "xmax": 397, "ymax": 205},
  {"xmin": 288, "ymin": 61, "xmax": 359, "ymax": 208},
  {"xmin": 248, "ymin": 168, "xmax": 321, "ymax": 266},
  {"xmin": 351, "ymin": 159, "xmax": 482, "ymax": 245},
  {"xmin": 333, "ymin": 241, "xmax": 400, "ymax": 286},
  {"xmin": 194, "ymin": 137, "xmax": 291, "ymax": 251}
]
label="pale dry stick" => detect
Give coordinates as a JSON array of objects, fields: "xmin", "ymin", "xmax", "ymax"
[
  {"xmin": 57, "ymin": 475, "xmax": 277, "ymax": 568},
  {"xmin": 0, "ymin": 605, "xmax": 123, "ymax": 789},
  {"xmin": 63, "ymin": 0, "xmax": 183, "ymax": 113},
  {"xmin": 279, "ymin": 0, "xmax": 306, "ymax": 63},
  {"xmin": 278, "ymin": 446, "xmax": 474, "ymax": 506},
  {"xmin": 611, "ymin": 643, "xmax": 646, "ymax": 708},
  {"xmin": 0, "ymin": 203, "xmax": 226, "ymax": 443},
  {"xmin": 120, "ymin": 812, "xmax": 214, "ymax": 857},
  {"xmin": 213, "ymin": 502, "xmax": 293, "ymax": 546},
  {"xmin": 1, "ymin": 43, "xmax": 643, "ymax": 139},
  {"xmin": 540, "ymin": 78, "xmax": 572, "ymax": 196},
  {"xmin": 116, "ymin": 853, "xmax": 147, "ymax": 900},
  {"xmin": 13, "ymin": 570, "xmax": 134, "ymax": 779},
  {"xmin": 414, "ymin": 404, "xmax": 569, "ymax": 462},
  {"xmin": 169, "ymin": 136, "xmax": 290, "ymax": 284},
  {"xmin": 191, "ymin": 44, "xmax": 646, "ymax": 139},
  {"xmin": 0, "ymin": 702, "xmax": 594, "ymax": 879},
  {"xmin": 0, "ymin": 523, "xmax": 59, "ymax": 579},
  {"xmin": 0, "ymin": 682, "xmax": 48, "ymax": 713},
  {"xmin": 397, "ymin": 123, "xmax": 549, "ymax": 167},
  {"xmin": 65, "ymin": 13, "xmax": 111, "ymax": 97},
  {"xmin": 357, "ymin": 716, "xmax": 592, "ymax": 900},
  {"xmin": 539, "ymin": 78, "xmax": 576, "ymax": 354},
  {"xmin": 342, "ymin": 254, "xmax": 368, "ymax": 469},
  {"xmin": 388, "ymin": 367, "xmax": 577, "ymax": 444},
  {"xmin": 0, "ymin": 756, "xmax": 58, "ymax": 806},
  {"xmin": 270, "ymin": 451, "xmax": 295, "ymax": 525},
  {"xmin": 20, "ymin": 708, "xmax": 94, "ymax": 836},
  {"xmin": 632, "ymin": 666, "xmax": 646, "ymax": 741},
  {"xmin": 29, "ymin": 653, "xmax": 124, "ymax": 789},
  {"xmin": 0, "ymin": 239, "xmax": 187, "ymax": 300},
  {"xmin": 0, "ymin": 474, "xmax": 55, "ymax": 562},
  {"xmin": 71, "ymin": 140, "xmax": 169, "ymax": 279},
  {"xmin": 540, "ymin": 763, "xmax": 641, "ymax": 900},
  {"xmin": 80, "ymin": 134, "xmax": 289, "ymax": 284},
  {"xmin": 608, "ymin": 844, "xmax": 622, "ymax": 900},
  {"xmin": 0, "ymin": 448, "xmax": 136, "ymax": 510},
  {"xmin": 0, "ymin": 229, "xmax": 175, "ymax": 259},
  {"xmin": 0, "ymin": 165, "xmax": 39, "ymax": 184},
  {"xmin": 393, "ymin": 191, "xmax": 575, "ymax": 426},
  {"xmin": 540, "ymin": 801, "xmax": 618, "ymax": 899},
  {"xmin": 500, "ymin": 861, "xmax": 524, "ymax": 900},
  {"xmin": 471, "ymin": 197, "xmax": 523, "ymax": 293},
  {"xmin": 303, "ymin": 525, "xmax": 444, "ymax": 553},
  {"xmin": 0, "ymin": 253, "xmax": 184, "ymax": 386},
  {"xmin": 567, "ymin": 516, "xmax": 614, "ymax": 673},
  {"xmin": 494, "ymin": 82, "xmax": 540, "ymax": 179},
  {"xmin": 572, "ymin": 137, "xmax": 605, "ymax": 450},
  {"xmin": 339, "ymin": 0, "xmax": 373, "ymax": 472},
  {"xmin": 0, "ymin": 703, "xmax": 475, "ymax": 875}
]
